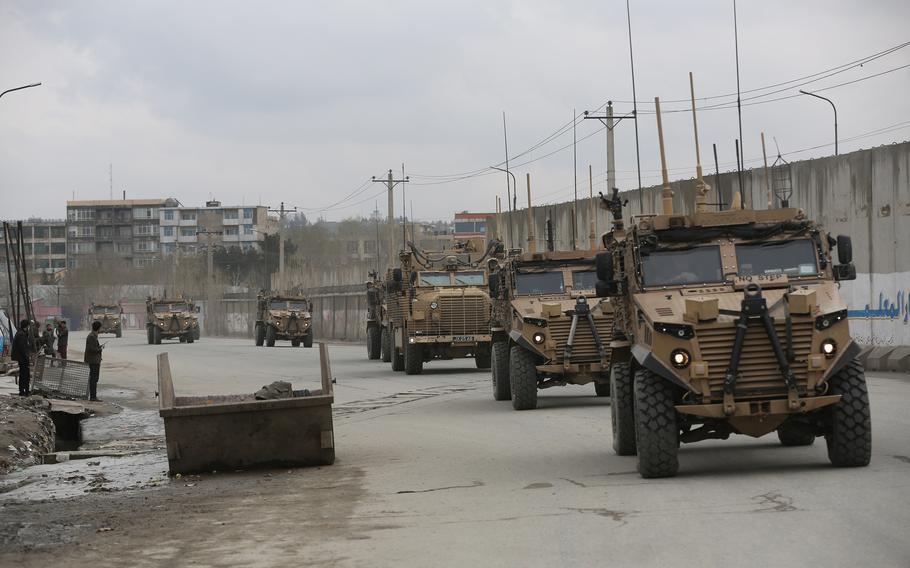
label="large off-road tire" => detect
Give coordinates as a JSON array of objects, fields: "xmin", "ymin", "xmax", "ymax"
[
  {"xmin": 380, "ymin": 327, "xmax": 392, "ymax": 362},
  {"xmin": 491, "ymin": 341, "xmax": 511, "ymax": 401},
  {"xmin": 777, "ymin": 421, "xmax": 816, "ymax": 446},
  {"xmin": 610, "ymin": 362, "xmax": 636, "ymax": 456},
  {"xmin": 633, "ymin": 368, "xmax": 680, "ymax": 478},
  {"xmin": 303, "ymin": 330, "xmax": 313, "ymax": 348},
  {"xmin": 367, "ymin": 327, "xmax": 381, "ymax": 360},
  {"xmin": 291, "ymin": 339, "xmax": 301, "ymax": 347},
  {"xmin": 186, "ymin": 334, "xmax": 194, "ymax": 344},
  {"xmin": 475, "ymin": 345, "xmax": 491, "ymax": 369},
  {"xmin": 115, "ymin": 327, "xmax": 122, "ymax": 338},
  {"xmin": 179, "ymin": 336, "xmax": 186, "ymax": 343},
  {"xmin": 825, "ymin": 359, "xmax": 872, "ymax": 467},
  {"xmin": 255, "ymin": 323, "xmax": 265, "ymax": 346},
  {"xmin": 509, "ymin": 346, "xmax": 538, "ymax": 411},
  {"xmin": 390, "ymin": 328, "xmax": 404, "ymax": 372},
  {"xmin": 193, "ymin": 328, "xmax": 201, "ymax": 341},
  {"xmin": 152, "ymin": 326, "xmax": 162, "ymax": 345},
  {"xmin": 266, "ymin": 325, "xmax": 277, "ymax": 347},
  {"xmin": 404, "ymin": 341, "xmax": 423, "ymax": 375},
  {"xmin": 146, "ymin": 326, "xmax": 153, "ymax": 345}
]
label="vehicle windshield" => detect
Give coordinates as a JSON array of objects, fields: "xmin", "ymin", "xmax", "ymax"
[
  {"xmin": 515, "ymin": 271, "xmax": 565, "ymax": 295},
  {"xmin": 270, "ymin": 300, "xmax": 308, "ymax": 311},
  {"xmin": 419, "ymin": 272, "xmax": 452, "ymax": 286},
  {"xmin": 571, "ymin": 270, "xmax": 597, "ymax": 291},
  {"xmin": 93, "ymin": 306, "xmax": 118, "ymax": 314},
  {"xmin": 736, "ymin": 240, "xmax": 818, "ymax": 277},
  {"xmin": 453, "ymin": 271, "xmax": 485, "ymax": 286},
  {"xmin": 641, "ymin": 246, "xmax": 724, "ymax": 286},
  {"xmin": 155, "ymin": 303, "xmax": 189, "ymax": 313}
]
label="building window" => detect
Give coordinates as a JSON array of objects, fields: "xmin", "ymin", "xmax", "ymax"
[
  {"xmin": 51, "ymin": 259, "xmax": 66, "ymax": 269},
  {"xmin": 224, "ymin": 209, "xmax": 239, "ymax": 220},
  {"xmin": 164, "ymin": 210, "xmax": 175, "ymax": 221},
  {"xmin": 77, "ymin": 209, "xmax": 96, "ymax": 221},
  {"xmin": 51, "ymin": 242, "xmax": 66, "ymax": 254},
  {"xmin": 364, "ymin": 240, "xmax": 376, "ymax": 254},
  {"xmin": 33, "ymin": 226, "xmax": 49, "ymax": 239},
  {"xmin": 134, "ymin": 241, "xmax": 157, "ymax": 253},
  {"xmin": 23, "ymin": 244, "xmax": 32, "ymax": 255},
  {"xmin": 180, "ymin": 211, "xmax": 197, "ymax": 221},
  {"xmin": 36, "ymin": 259, "xmax": 50, "ymax": 269},
  {"xmin": 117, "ymin": 243, "xmax": 132, "ymax": 254},
  {"xmin": 180, "ymin": 227, "xmax": 195, "ymax": 237},
  {"xmin": 347, "ymin": 241, "xmax": 359, "ymax": 254},
  {"xmin": 243, "ymin": 208, "xmax": 254, "ymax": 219},
  {"xmin": 243, "ymin": 225, "xmax": 253, "ymax": 235},
  {"xmin": 163, "ymin": 226, "xmax": 174, "ymax": 237},
  {"xmin": 33, "ymin": 243, "xmax": 49, "ymax": 255},
  {"xmin": 78, "ymin": 226, "xmax": 94, "ymax": 237},
  {"xmin": 51, "ymin": 226, "xmax": 65, "ymax": 239},
  {"xmin": 224, "ymin": 226, "xmax": 239, "ymax": 236},
  {"xmin": 135, "ymin": 224, "xmax": 154, "ymax": 236},
  {"xmin": 161, "ymin": 243, "xmax": 175, "ymax": 254}
]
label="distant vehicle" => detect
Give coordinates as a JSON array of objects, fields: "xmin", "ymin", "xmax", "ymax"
[
  {"xmin": 88, "ymin": 303, "xmax": 122, "ymax": 337},
  {"xmin": 146, "ymin": 297, "xmax": 200, "ymax": 344},
  {"xmin": 254, "ymin": 292, "xmax": 313, "ymax": 348}
]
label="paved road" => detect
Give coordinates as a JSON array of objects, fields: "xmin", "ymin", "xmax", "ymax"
[{"xmin": 2, "ymin": 330, "xmax": 909, "ymax": 567}]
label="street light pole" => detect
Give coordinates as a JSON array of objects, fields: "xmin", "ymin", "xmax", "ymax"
[
  {"xmin": 799, "ymin": 90, "xmax": 838, "ymax": 156},
  {"xmin": 0, "ymin": 83, "xmax": 42, "ymax": 100},
  {"xmin": 490, "ymin": 166, "xmax": 516, "ymax": 248}
]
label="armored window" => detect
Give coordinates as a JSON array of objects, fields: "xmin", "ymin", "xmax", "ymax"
[
  {"xmin": 453, "ymin": 271, "xmax": 485, "ymax": 285},
  {"xmin": 515, "ymin": 272, "xmax": 564, "ymax": 295},
  {"xmin": 571, "ymin": 270, "xmax": 598, "ymax": 291},
  {"xmin": 418, "ymin": 272, "xmax": 452, "ymax": 286},
  {"xmin": 735, "ymin": 240, "xmax": 818, "ymax": 278},
  {"xmin": 641, "ymin": 246, "xmax": 724, "ymax": 287}
]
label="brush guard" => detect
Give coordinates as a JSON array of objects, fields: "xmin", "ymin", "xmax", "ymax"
[
  {"xmin": 722, "ymin": 283, "xmax": 800, "ymax": 416},
  {"xmin": 562, "ymin": 296, "xmax": 607, "ymax": 369}
]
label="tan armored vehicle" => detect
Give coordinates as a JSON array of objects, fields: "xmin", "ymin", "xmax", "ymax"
[
  {"xmin": 490, "ymin": 250, "xmax": 614, "ymax": 410},
  {"xmin": 597, "ymin": 79, "xmax": 869, "ymax": 478},
  {"xmin": 254, "ymin": 292, "xmax": 313, "ymax": 348},
  {"xmin": 88, "ymin": 303, "xmax": 123, "ymax": 337},
  {"xmin": 365, "ymin": 272, "xmax": 386, "ymax": 360},
  {"xmin": 146, "ymin": 297, "xmax": 200, "ymax": 344},
  {"xmin": 385, "ymin": 243, "xmax": 496, "ymax": 375}
]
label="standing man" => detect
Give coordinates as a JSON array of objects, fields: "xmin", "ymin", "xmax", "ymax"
[
  {"xmin": 11, "ymin": 320, "xmax": 33, "ymax": 397},
  {"xmin": 57, "ymin": 320, "xmax": 69, "ymax": 359},
  {"xmin": 41, "ymin": 323, "xmax": 56, "ymax": 356},
  {"xmin": 85, "ymin": 320, "xmax": 104, "ymax": 401}
]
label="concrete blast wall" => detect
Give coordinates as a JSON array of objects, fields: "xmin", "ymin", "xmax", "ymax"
[{"xmin": 492, "ymin": 142, "xmax": 910, "ymax": 348}]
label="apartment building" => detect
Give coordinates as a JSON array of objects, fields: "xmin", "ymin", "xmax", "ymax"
[
  {"xmin": 65, "ymin": 198, "xmax": 170, "ymax": 269},
  {"xmin": 158, "ymin": 200, "xmax": 273, "ymax": 255},
  {"xmin": 0, "ymin": 219, "xmax": 68, "ymax": 281}
]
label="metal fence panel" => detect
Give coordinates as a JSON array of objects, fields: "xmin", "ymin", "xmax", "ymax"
[{"xmin": 32, "ymin": 356, "xmax": 91, "ymax": 399}]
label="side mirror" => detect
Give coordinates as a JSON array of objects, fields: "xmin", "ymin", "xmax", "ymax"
[
  {"xmin": 836, "ymin": 235, "xmax": 852, "ymax": 265},
  {"xmin": 488, "ymin": 273, "xmax": 500, "ymax": 297},
  {"xmin": 409, "ymin": 271, "xmax": 417, "ymax": 285},
  {"xmin": 833, "ymin": 264, "xmax": 856, "ymax": 281},
  {"xmin": 595, "ymin": 251, "xmax": 614, "ymax": 282},
  {"xmin": 195, "ymin": 306, "xmax": 201, "ymax": 313},
  {"xmin": 596, "ymin": 280, "xmax": 618, "ymax": 298}
]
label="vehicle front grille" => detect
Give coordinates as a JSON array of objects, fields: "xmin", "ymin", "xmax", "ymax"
[
  {"xmin": 409, "ymin": 294, "xmax": 490, "ymax": 336},
  {"xmin": 548, "ymin": 314, "xmax": 614, "ymax": 364},
  {"xmin": 697, "ymin": 320, "xmax": 813, "ymax": 399}
]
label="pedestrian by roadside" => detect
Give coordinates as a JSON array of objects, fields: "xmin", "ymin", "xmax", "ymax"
[
  {"xmin": 41, "ymin": 323, "xmax": 55, "ymax": 356},
  {"xmin": 56, "ymin": 320, "xmax": 68, "ymax": 359},
  {"xmin": 11, "ymin": 320, "xmax": 33, "ymax": 396},
  {"xmin": 85, "ymin": 320, "xmax": 104, "ymax": 401}
]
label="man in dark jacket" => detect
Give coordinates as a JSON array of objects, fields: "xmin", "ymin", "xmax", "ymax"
[
  {"xmin": 11, "ymin": 320, "xmax": 33, "ymax": 396},
  {"xmin": 57, "ymin": 320, "xmax": 69, "ymax": 359},
  {"xmin": 85, "ymin": 320, "xmax": 104, "ymax": 401},
  {"xmin": 42, "ymin": 324, "xmax": 56, "ymax": 356}
]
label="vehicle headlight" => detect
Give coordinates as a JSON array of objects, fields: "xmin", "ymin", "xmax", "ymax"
[
  {"xmin": 409, "ymin": 337, "xmax": 416, "ymax": 344},
  {"xmin": 532, "ymin": 332, "xmax": 546, "ymax": 345},
  {"xmin": 430, "ymin": 301, "xmax": 439, "ymax": 310},
  {"xmin": 821, "ymin": 339, "xmax": 837, "ymax": 358},
  {"xmin": 671, "ymin": 348, "xmax": 691, "ymax": 369}
]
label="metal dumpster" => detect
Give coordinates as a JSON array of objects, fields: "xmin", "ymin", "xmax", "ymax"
[{"xmin": 157, "ymin": 343, "xmax": 336, "ymax": 475}]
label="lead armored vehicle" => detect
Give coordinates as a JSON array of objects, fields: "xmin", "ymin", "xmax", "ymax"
[
  {"xmin": 490, "ymin": 250, "xmax": 614, "ymax": 410},
  {"xmin": 365, "ymin": 272, "xmax": 386, "ymax": 360},
  {"xmin": 597, "ymin": 83, "xmax": 869, "ymax": 478},
  {"xmin": 146, "ymin": 297, "xmax": 200, "ymax": 344},
  {"xmin": 88, "ymin": 303, "xmax": 123, "ymax": 337},
  {"xmin": 254, "ymin": 292, "xmax": 313, "ymax": 347}
]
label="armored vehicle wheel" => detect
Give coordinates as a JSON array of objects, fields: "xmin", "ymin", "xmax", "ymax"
[
  {"xmin": 152, "ymin": 326, "xmax": 162, "ymax": 345},
  {"xmin": 633, "ymin": 369, "xmax": 679, "ymax": 478},
  {"xmin": 380, "ymin": 327, "xmax": 392, "ymax": 362},
  {"xmin": 291, "ymin": 339, "xmax": 301, "ymax": 347},
  {"xmin": 179, "ymin": 336, "xmax": 186, "ymax": 343},
  {"xmin": 186, "ymin": 335, "xmax": 194, "ymax": 344},
  {"xmin": 509, "ymin": 346, "xmax": 538, "ymax": 411},
  {"xmin": 266, "ymin": 325, "xmax": 277, "ymax": 347},
  {"xmin": 777, "ymin": 421, "xmax": 816, "ymax": 446},
  {"xmin": 391, "ymin": 328, "xmax": 404, "ymax": 372},
  {"xmin": 255, "ymin": 323, "xmax": 265, "ymax": 346},
  {"xmin": 475, "ymin": 346, "xmax": 491, "ymax": 369},
  {"xmin": 146, "ymin": 326, "xmax": 153, "ymax": 344},
  {"xmin": 611, "ymin": 362, "xmax": 636, "ymax": 456},
  {"xmin": 404, "ymin": 341, "xmax": 423, "ymax": 375},
  {"xmin": 491, "ymin": 341, "xmax": 511, "ymax": 401},
  {"xmin": 303, "ymin": 330, "xmax": 313, "ymax": 348},
  {"xmin": 594, "ymin": 377, "xmax": 611, "ymax": 397},
  {"xmin": 367, "ymin": 327, "xmax": 381, "ymax": 360},
  {"xmin": 115, "ymin": 327, "xmax": 122, "ymax": 338},
  {"xmin": 194, "ymin": 328, "xmax": 201, "ymax": 341},
  {"xmin": 825, "ymin": 359, "xmax": 871, "ymax": 467}
]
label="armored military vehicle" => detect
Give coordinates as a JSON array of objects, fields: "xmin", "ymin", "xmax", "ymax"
[
  {"xmin": 596, "ymin": 82, "xmax": 869, "ymax": 478},
  {"xmin": 384, "ymin": 242, "xmax": 497, "ymax": 375},
  {"xmin": 146, "ymin": 297, "xmax": 200, "ymax": 344},
  {"xmin": 254, "ymin": 292, "xmax": 313, "ymax": 348},
  {"xmin": 365, "ymin": 272, "xmax": 386, "ymax": 360},
  {"xmin": 490, "ymin": 249, "xmax": 614, "ymax": 410},
  {"xmin": 88, "ymin": 303, "xmax": 123, "ymax": 337}
]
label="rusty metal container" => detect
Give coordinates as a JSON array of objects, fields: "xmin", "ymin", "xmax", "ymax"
[{"xmin": 157, "ymin": 343, "xmax": 336, "ymax": 475}]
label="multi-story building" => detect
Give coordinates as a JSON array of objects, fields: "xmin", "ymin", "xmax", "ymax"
[
  {"xmin": 158, "ymin": 200, "xmax": 273, "ymax": 255},
  {"xmin": 453, "ymin": 212, "xmax": 495, "ymax": 240},
  {"xmin": 0, "ymin": 219, "xmax": 68, "ymax": 281},
  {"xmin": 66, "ymin": 198, "xmax": 170, "ymax": 269}
]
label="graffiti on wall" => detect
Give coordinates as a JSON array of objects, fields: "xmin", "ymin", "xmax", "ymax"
[{"xmin": 845, "ymin": 276, "xmax": 910, "ymax": 346}]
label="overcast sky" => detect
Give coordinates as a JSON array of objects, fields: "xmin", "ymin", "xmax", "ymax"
[{"xmin": 2, "ymin": 0, "xmax": 909, "ymax": 222}]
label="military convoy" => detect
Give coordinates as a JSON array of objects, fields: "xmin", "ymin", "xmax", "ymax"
[
  {"xmin": 88, "ymin": 303, "xmax": 123, "ymax": 337},
  {"xmin": 146, "ymin": 297, "xmax": 200, "ymax": 344},
  {"xmin": 254, "ymin": 292, "xmax": 314, "ymax": 348},
  {"xmin": 489, "ymin": 250, "xmax": 614, "ymax": 410},
  {"xmin": 377, "ymin": 241, "xmax": 497, "ymax": 374},
  {"xmin": 365, "ymin": 273, "xmax": 385, "ymax": 360}
]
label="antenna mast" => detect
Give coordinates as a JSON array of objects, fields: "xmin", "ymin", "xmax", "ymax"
[
  {"xmin": 689, "ymin": 72, "xmax": 711, "ymax": 213},
  {"xmin": 654, "ymin": 97, "xmax": 674, "ymax": 215}
]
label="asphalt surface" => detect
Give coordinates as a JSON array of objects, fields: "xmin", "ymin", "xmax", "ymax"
[{"xmin": 1, "ymin": 329, "xmax": 909, "ymax": 567}]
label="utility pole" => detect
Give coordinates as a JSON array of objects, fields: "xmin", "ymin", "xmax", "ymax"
[
  {"xmin": 572, "ymin": 108, "xmax": 578, "ymax": 250},
  {"xmin": 268, "ymin": 202, "xmax": 297, "ymax": 292},
  {"xmin": 196, "ymin": 229, "xmax": 223, "ymax": 337},
  {"xmin": 584, "ymin": 100, "xmax": 632, "ymax": 205},
  {"xmin": 371, "ymin": 170, "xmax": 408, "ymax": 268}
]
